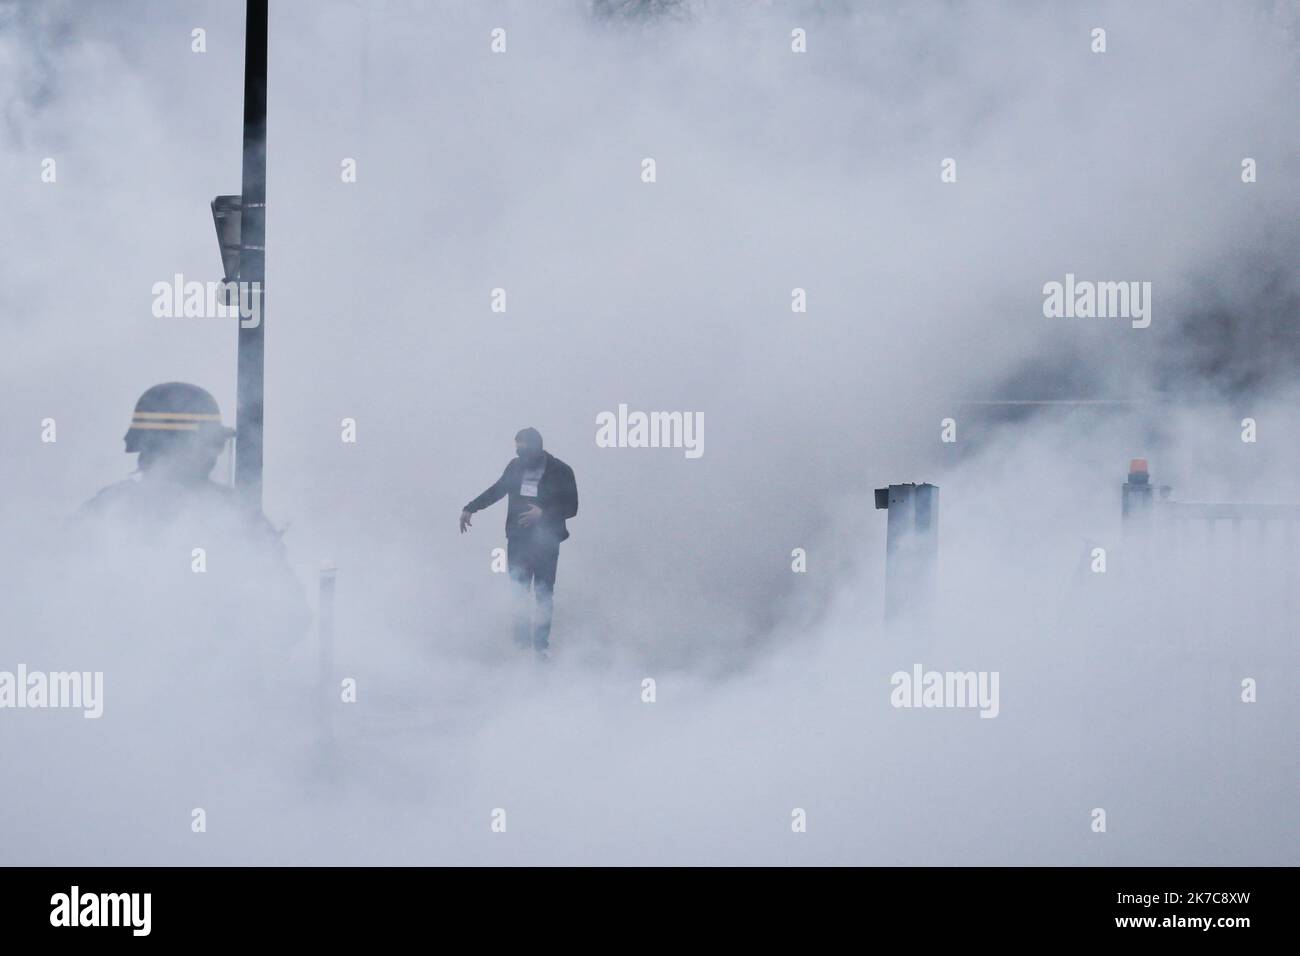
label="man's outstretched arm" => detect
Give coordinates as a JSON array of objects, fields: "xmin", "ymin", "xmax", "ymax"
[{"xmin": 460, "ymin": 466, "xmax": 511, "ymax": 533}]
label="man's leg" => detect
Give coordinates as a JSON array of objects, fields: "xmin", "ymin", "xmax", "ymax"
[
  {"xmin": 531, "ymin": 542, "xmax": 560, "ymax": 651},
  {"xmin": 506, "ymin": 537, "xmax": 534, "ymax": 649}
]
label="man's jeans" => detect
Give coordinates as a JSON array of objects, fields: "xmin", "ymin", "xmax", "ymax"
[{"xmin": 507, "ymin": 533, "xmax": 561, "ymax": 650}]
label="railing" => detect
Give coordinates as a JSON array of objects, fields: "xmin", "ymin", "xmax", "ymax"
[{"xmin": 1121, "ymin": 458, "xmax": 1298, "ymax": 659}]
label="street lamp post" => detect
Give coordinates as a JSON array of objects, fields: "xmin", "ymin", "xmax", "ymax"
[{"xmin": 235, "ymin": 0, "xmax": 268, "ymax": 508}]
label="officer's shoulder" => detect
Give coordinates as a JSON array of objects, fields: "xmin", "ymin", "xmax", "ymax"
[
  {"xmin": 198, "ymin": 479, "xmax": 241, "ymax": 503},
  {"xmin": 548, "ymin": 455, "xmax": 574, "ymax": 474},
  {"xmin": 79, "ymin": 478, "xmax": 143, "ymax": 515},
  {"xmin": 198, "ymin": 482, "xmax": 281, "ymax": 531}
]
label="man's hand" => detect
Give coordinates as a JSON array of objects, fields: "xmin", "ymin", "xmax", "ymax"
[
  {"xmin": 459, "ymin": 510, "xmax": 473, "ymax": 533},
  {"xmin": 518, "ymin": 504, "xmax": 543, "ymax": 528}
]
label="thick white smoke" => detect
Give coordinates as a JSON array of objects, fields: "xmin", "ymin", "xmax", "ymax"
[{"xmin": 1, "ymin": 0, "xmax": 1296, "ymax": 864}]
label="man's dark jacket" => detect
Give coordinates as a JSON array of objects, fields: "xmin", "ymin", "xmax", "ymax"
[{"xmin": 463, "ymin": 452, "xmax": 578, "ymax": 542}]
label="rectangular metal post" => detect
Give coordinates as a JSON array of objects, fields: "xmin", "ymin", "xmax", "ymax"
[{"xmin": 875, "ymin": 482, "xmax": 939, "ymax": 631}]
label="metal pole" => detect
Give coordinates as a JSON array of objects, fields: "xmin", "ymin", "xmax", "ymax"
[
  {"xmin": 1121, "ymin": 458, "xmax": 1153, "ymax": 535},
  {"xmin": 875, "ymin": 482, "xmax": 939, "ymax": 631},
  {"xmin": 318, "ymin": 562, "xmax": 337, "ymax": 737},
  {"xmin": 235, "ymin": 0, "xmax": 268, "ymax": 508}
]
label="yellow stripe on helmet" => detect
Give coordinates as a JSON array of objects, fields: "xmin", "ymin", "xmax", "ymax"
[{"xmin": 131, "ymin": 412, "xmax": 223, "ymax": 421}]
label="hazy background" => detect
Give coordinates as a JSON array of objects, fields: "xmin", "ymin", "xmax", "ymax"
[{"xmin": 1, "ymin": 0, "xmax": 1297, "ymax": 864}]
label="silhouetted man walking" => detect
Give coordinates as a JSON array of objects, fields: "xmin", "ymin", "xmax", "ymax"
[{"xmin": 460, "ymin": 428, "xmax": 578, "ymax": 659}]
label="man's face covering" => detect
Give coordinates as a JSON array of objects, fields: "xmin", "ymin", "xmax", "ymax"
[{"xmin": 516, "ymin": 442, "xmax": 543, "ymax": 466}]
